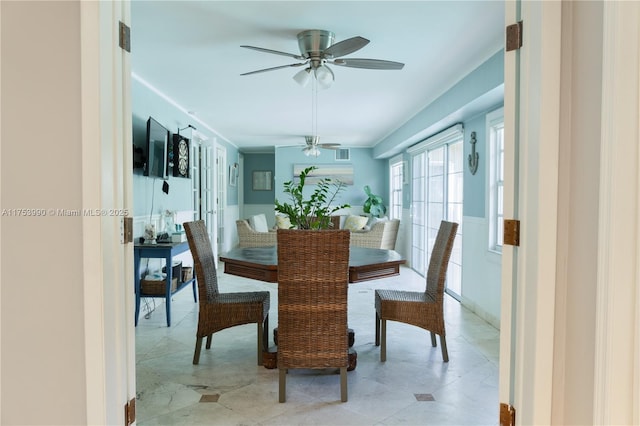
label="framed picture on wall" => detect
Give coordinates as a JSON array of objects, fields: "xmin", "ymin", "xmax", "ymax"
[
  {"xmin": 252, "ymin": 170, "xmax": 272, "ymax": 191},
  {"xmin": 229, "ymin": 163, "xmax": 239, "ymax": 187}
]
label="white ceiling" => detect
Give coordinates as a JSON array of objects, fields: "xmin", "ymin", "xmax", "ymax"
[{"xmin": 131, "ymin": 1, "xmax": 505, "ymax": 154}]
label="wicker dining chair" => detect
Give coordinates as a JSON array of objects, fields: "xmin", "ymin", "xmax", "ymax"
[
  {"xmin": 276, "ymin": 229, "xmax": 351, "ymax": 403},
  {"xmin": 184, "ymin": 220, "xmax": 270, "ymax": 365},
  {"xmin": 375, "ymin": 220, "xmax": 458, "ymax": 362}
]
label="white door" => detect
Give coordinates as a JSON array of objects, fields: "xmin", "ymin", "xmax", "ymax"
[
  {"xmin": 215, "ymin": 145, "xmax": 227, "ymax": 257},
  {"xmin": 190, "ymin": 134, "xmax": 216, "ymax": 259},
  {"xmin": 500, "ymin": 1, "xmax": 564, "ymax": 423},
  {"xmin": 407, "ymin": 126, "xmax": 464, "ymax": 298},
  {"xmin": 202, "ymin": 142, "xmax": 216, "ymax": 259},
  {"xmin": 498, "ymin": 0, "xmax": 521, "ymax": 419}
]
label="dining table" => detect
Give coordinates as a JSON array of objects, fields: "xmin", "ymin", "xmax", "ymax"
[{"xmin": 218, "ymin": 245, "xmax": 406, "ymax": 284}]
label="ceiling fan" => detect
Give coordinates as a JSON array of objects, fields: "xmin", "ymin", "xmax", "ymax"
[
  {"xmin": 240, "ymin": 30, "xmax": 404, "ymax": 88},
  {"xmin": 301, "ymin": 136, "xmax": 340, "ymax": 157}
]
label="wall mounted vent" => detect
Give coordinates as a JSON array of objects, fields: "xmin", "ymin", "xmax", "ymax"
[{"xmin": 335, "ymin": 148, "xmax": 350, "ymax": 161}]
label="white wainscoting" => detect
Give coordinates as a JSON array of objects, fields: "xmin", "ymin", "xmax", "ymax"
[
  {"xmin": 401, "ymin": 209, "xmax": 412, "ymax": 262},
  {"xmin": 223, "ymin": 204, "xmax": 239, "ymax": 253},
  {"xmin": 460, "ymin": 216, "xmax": 501, "ymax": 329}
]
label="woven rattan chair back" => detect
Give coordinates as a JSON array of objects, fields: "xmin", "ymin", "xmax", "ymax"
[
  {"xmin": 184, "ymin": 220, "xmax": 270, "ymax": 366},
  {"xmin": 276, "ymin": 229, "xmax": 351, "ymax": 402},
  {"xmin": 425, "ymin": 221, "xmax": 458, "ymax": 302},
  {"xmin": 375, "ymin": 220, "xmax": 458, "ymax": 362},
  {"xmin": 185, "ymin": 221, "xmax": 219, "ymax": 301}
]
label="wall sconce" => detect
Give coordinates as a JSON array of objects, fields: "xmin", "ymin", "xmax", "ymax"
[{"xmin": 468, "ymin": 131, "xmax": 479, "ymax": 175}]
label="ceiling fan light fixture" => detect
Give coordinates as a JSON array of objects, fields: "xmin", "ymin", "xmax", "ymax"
[
  {"xmin": 293, "ymin": 67, "xmax": 312, "ymax": 87},
  {"xmin": 314, "ymin": 64, "xmax": 334, "ymax": 89},
  {"xmin": 303, "ymin": 145, "xmax": 321, "ymax": 157}
]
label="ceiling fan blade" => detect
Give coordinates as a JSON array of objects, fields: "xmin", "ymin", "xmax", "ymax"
[
  {"xmin": 241, "ymin": 45, "xmax": 305, "ymax": 60},
  {"xmin": 323, "ymin": 36, "xmax": 369, "ymax": 58},
  {"xmin": 319, "ymin": 143, "xmax": 340, "ymax": 149},
  {"xmin": 332, "ymin": 58, "xmax": 405, "ymax": 70},
  {"xmin": 240, "ymin": 62, "xmax": 306, "ymax": 76}
]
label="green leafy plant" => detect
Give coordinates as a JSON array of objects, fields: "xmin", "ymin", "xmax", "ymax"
[
  {"xmin": 363, "ymin": 185, "xmax": 387, "ymax": 218},
  {"xmin": 275, "ymin": 166, "xmax": 350, "ymax": 229}
]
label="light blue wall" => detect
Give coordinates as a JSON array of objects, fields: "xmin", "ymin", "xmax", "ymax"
[
  {"xmin": 375, "ymin": 50, "xmax": 504, "ymax": 160},
  {"xmin": 243, "ymin": 154, "xmax": 275, "ymax": 204},
  {"xmin": 388, "ymin": 50, "xmax": 504, "ymax": 219},
  {"xmin": 399, "ymin": 108, "xmax": 502, "ymax": 218},
  {"xmin": 273, "ymin": 147, "xmax": 387, "ymax": 213},
  {"xmin": 385, "ymin": 50, "xmax": 504, "ymax": 327},
  {"xmin": 132, "ymin": 77, "xmax": 240, "ymax": 217},
  {"xmin": 463, "ymin": 112, "xmax": 491, "ymax": 218}
]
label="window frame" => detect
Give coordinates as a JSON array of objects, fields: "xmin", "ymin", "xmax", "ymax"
[
  {"xmin": 389, "ymin": 155, "xmax": 404, "ymax": 221},
  {"xmin": 486, "ymin": 107, "xmax": 504, "ymax": 253}
]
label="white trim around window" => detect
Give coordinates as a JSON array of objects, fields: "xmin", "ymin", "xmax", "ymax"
[{"xmin": 486, "ymin": 107, "xmax": 504, "ymax": 253}]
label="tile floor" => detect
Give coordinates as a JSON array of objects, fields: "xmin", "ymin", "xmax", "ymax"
[{"xmin": 135, "ymin": 265, "xmax": 499, "ymax": 425}]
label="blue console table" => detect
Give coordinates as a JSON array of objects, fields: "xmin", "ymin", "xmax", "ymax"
[{"xmin": 134, "ymin": 241, "xmax": 197, "ymax": 326}]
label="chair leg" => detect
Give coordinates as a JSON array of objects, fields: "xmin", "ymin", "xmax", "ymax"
[
  {"xmin": 257, "ymin": 321, "xmax": 264, "ymax": 366},
  {"xmin": 205, "ymin": 334, "xmax": 213, "ymax": 349},
  {"xmin": 279, "ymin": 368, "xmax": 287, "ymax": 403},
  {"xmin": 340, "ymin": 367, "xmax": 347, "ymax": 402},
  {"xmin": 430, "ymin": 331, "xmax": 437, "ymax": 347},
  {"xmin": 340, "ymin": 367, "xmax": 348, "ymax": 402},
  {"xmin": 375, "ymin": 312, "xmax": 380, "ymax": 346},
  {"xmin": 380, "ymin": 319, "xmax": 387, "ymax": 362},
  {"xmin": 263, "ymin": 315, "xmax": 269, "ymax": 350},
  {"xmin": 440, "ymin": 335, "xmax": 449, "ymax": 362},
  {"xmin": 193, "ymin": 337, "xmax": 203, "ymax": 365}
]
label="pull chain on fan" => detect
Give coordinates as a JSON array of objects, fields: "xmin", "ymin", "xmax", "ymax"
[{"xmin": 303, "ymin": 79, "xmax": 321, "ymax": 157}]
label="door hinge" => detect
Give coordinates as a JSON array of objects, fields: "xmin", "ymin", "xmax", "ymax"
[
  {"xmin": 119, "ymin": 21, "xmax": 131, "ymax": 53},
  {"xmin": 500, "ymin": 402, "xmax": 516, "ymax": 426},
  {"xmin": 124, "ymin": 397, "xmax": 136, "ymax": 425},
  {"xmin": 506, "ymin": 21, "xmax": 523, "ymax": 52},
  {"xmin": 503, "ymin": 219, "xmax": 520, "ymax": 246},
  {"xmin": 122, "ymin": 216, "xmax": 134, "ymax": 244}
]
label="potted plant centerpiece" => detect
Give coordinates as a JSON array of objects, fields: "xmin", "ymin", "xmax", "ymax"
[{"xmin": 275, "ymin": 166, "xmax": 350, "ymax": 229}]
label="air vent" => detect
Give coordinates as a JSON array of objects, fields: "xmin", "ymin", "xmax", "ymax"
[{"xmin": 335, "ymin": 148, "xmax": 350, "ymax": 161}]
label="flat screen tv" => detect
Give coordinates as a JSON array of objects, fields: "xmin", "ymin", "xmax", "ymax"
[{"xmin": 144, "ymin": 117, "xmax": 169, "ymax": 179}]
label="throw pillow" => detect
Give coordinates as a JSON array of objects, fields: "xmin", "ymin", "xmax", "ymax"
[
  {"xmin": 368, "ymin": 215, "xmax": 389, "ymax": 227},
  {"xmin": 343, "ymin": 215, "xmax": 368, "ymax": 231},
  {"xmin": 275, "ymin": 215, "xmax": 293, "ymax": 229},
  {"xmin": 249, "ymin": 214, "xmax": 269, "ymax": 233}
]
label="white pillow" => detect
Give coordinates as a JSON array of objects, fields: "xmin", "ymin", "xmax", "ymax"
[
  {"xmin": 275, "ymin": 215, "xmax": 293, "ymax": 229},
  {"xmin": 343, "ymin": 215, "xmax": 368, "ymax": 231},
  {"xmin": 249, "ymin": 214, "xmax": 269, "ymax": 233}
]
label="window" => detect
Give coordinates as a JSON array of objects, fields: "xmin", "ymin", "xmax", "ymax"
[
  {"xmin": 487, "ymin": 108, "xmax": 504, "ymax": 252},
  {"xmin": 407, "ymin": 125, "xmax": 463, "ymax": 299},
  {"xmin": 389, "ymin": 157, "xmax": 404, "ymax": 220}
]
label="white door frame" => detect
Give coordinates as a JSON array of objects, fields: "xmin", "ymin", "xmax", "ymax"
[
  {"xmin": 501, "ymin": 1, "xmax": 640, "ymax": 423},
  {"xmin": 501, "ymin": 1, "xmax": 563, "ymax": 423},
  {"xmin": 593, "ymin": 1, "xmax": 640, "ymax": 423},
  {"xmin": 82, "ymin": 1, "xmax": 135, "ymax": 424},
  {"xmin": 89, "ymin": 0, "xmax": 639, "ymax": 422}
]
